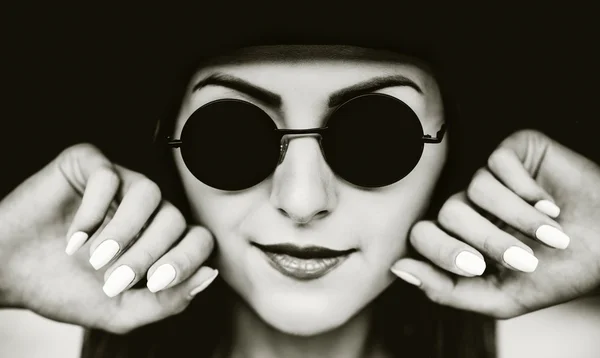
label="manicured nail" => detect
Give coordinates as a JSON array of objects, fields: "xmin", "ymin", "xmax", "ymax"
[
  {"xmin": 89, "ymin": 240, "xmax": 120, "ymax": 270},
  {"xmin": 536, "ymin": 225, "xmax": 570, "ymax": 249},
  {"xmin": 390, "ymin": 268, "xmax": 422, "ymax": 287},
  {"xmin": 503, "ymin": 246, "xmax": 539, "ymax": 273},
  {"xmin": 103, "ymin": 265, "xmax": 135, "ymax": 298},
  {"xmin": 188, "ymin": 269, "xmax": 219, "ymax": 298},
  {"xmin": 147, "ymin": 264, "xmax": 177, "ymax": 293},
  {"xmin": 66, "ymin": 231, "xmax": 88, "ymax": 256},
  {"xmin": 534, "ymin": 200, "xmax": 561, "ymax": 218},
  {"xmin": 455, "ymin": 251, "xmax": 486, "ymax": 276}
]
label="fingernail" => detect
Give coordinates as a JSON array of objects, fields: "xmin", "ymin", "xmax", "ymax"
[
  {"xmin": 103, "ymin": 265, "xmax": 135, "ymax": 298},
  {"xmin": 534, "ymin": 200, "xmax": 561, "ymax": 218},
  {"xmin": 89, "ymin": 240, "xmax": 120, "ymax": 270},
  {"xmin": 66, "ymin": 231, "xmax": 88, "ymax": 256},
  {"xmin": 503, "ymin": 246, "xmax": 539, "ymax": 273},
  {"xmin": 390, "ymin": 268, "xmax": 422, "ymax": 287},
  {"xmin": 147, "ymin": 264, "xmax": 177, "ymax": 293},
  {"xmin": 455, "ymin": 251, "xmax": 486, "ymax": 276},
  {"xmin": 188, "ymin": 269, "xmax": 219, "ymax": 298},
  {"xmin": 535, "ymin": 225, "xmax": 570, "ymax": 249}
]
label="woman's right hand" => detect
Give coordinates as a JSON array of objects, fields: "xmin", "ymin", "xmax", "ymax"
[{"xmin": 0, "ymin": 143, "xmax": 218, "ymax": 334}]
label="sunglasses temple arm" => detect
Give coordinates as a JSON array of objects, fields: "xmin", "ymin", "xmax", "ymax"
[
  {"xmin": 166, "ymin": 137, "xmax": 183, "ymax": 148},
  {"xmin": 422, "ymin": 123, "xmax": 447, "ymax": 144}
]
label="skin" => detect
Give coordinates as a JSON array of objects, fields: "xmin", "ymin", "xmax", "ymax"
[
  {"xmin": 1, "ymin": 44, "xmax": 599, "ymax": 358},
  {"xmin": 171, "ymin": 46, "xmax": 448, "ymax": 357}
]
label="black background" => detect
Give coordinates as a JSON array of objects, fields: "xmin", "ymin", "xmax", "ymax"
[{"xmin": 2, "ymin": 5, "xmax": 598, "ymax": 199}]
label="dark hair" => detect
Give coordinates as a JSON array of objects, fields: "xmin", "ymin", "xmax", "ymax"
[{"xmin": 81, "ymin": 45, "xmax": 497, "ymax": 358}]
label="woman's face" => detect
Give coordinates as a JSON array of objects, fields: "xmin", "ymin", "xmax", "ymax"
[{"xmin": 173, "ymin": 46, "xmax": 448, "ymax": 335}]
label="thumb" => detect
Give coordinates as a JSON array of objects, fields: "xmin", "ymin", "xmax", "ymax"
[
  {"xmin": 391, "ymin": 258, "xmax": 522, "ymax": 319},
  {"xmin": 106, "ymin": 266, "xmax": 219, "ymax": 334}
]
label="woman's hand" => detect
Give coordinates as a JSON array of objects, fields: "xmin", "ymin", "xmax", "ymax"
[
  {"xmin": 0, "ymin": 143, "xmax": 218, "ymax": 334},
  {"xmin": 391, "ymin": 129, "xmax": 600, "ymax": 319}
]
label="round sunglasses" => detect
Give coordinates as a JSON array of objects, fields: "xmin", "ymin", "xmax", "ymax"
[{"xmin": 166, "ymin": 93, "xmax": 446, "ymax": 191}]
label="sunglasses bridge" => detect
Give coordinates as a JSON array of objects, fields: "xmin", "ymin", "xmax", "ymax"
[{"xmin": 276, "ymin": 127, "xmax": 329, "ymax": 165}]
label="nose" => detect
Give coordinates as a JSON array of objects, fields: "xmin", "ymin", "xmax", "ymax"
[{"xmin": 270, "ymin": 134, "xmax": 337, "ymax": 225}]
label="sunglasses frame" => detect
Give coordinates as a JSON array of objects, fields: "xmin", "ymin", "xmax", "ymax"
[
  {"xmin": 165, "ymin": 94, "xmax": 447, "ymax": 188},
  {"xmin": 166, "ymin": 96, "xmax": 446, "ymax": 147}
]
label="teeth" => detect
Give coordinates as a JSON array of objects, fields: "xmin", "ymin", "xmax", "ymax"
[{"xmin": 267, "ymin": 253, "xmax": 339, "ymax": 272}]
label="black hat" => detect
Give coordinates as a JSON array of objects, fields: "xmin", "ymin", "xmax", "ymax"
[{"xmin": 3, "ymin": 5, "xmax": 597, "ymax": 196}]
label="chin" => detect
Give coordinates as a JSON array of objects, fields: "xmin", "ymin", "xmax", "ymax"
[{"xmin": 252, "ymin": 291, "xmax": 360, "ymax": 337}]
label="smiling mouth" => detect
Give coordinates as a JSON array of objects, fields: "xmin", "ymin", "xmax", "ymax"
[{"xmin": 252, "ymin": 242, "xmax": 357, "ymax": 280}]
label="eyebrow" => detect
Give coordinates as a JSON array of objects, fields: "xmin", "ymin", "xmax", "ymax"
[{"xmin": 192, "ymin": 73, "xmax": 423, "ymax": 109}]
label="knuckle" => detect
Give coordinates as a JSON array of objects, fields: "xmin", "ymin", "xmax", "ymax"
[
  {"xmin": 409, "ymin": 221, "xmax": 432, "ymax": 244},
  {"xmin": 163, "ymin": 203, "xmax": 187, "ymax": 233},
  {"xmin": 514, "ymin": 128, "xmax": 543, "ymax": 140},
  {"xmin": 480, "ymin": 233, "xmax": 497, "ymax": 255},
  {"xmin": 68, "ymin": 143, "xmax": 102, "ymax": 157},
  {"xmin": 136, "ymin": 178, "xmax": 162, "ymax": 202},
  {"xmin": 95, "ymin": 165, "xmax": 119, "ymax": 183},
  {"xmin": 193, "ymin": 226, "xmax": 215, "ymax": 252},
  {"xmin": 78, "ymin": 210, "xmax": 108, "ymax": 227},
  {"xmin": 487, "ymin": 147, "xmax": 511, "ymax": 171},
  {"xmin": 425, "ymin": 289, "xmax": 447, "ymax": 306},
  {"xmin": 437, "ymin": 196, "xmax": 464, "ymax": 227},
  {"xmin": 137, "ymin": 248, "xmax": 157, "ymax": 267},
  {"xmin": 466, "ymin": 168, "xmax": 490, "ymax": 202},
  {"xmin": 180, "ymin": 250, "xmax": 197, "ymax": 272}
]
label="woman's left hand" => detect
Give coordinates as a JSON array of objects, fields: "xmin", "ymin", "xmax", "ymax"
[{"xmin": 391, "ymin": 129, "xmax": 600, "ymax": 319}]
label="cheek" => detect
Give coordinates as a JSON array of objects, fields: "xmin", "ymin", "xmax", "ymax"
[
  {"xmin": 175, "ymin": 156, "xmax": 251, "ymax": 243},
  {"xmin": 359, "ymin": 149, "xmax": 447, "ymax": 269}
]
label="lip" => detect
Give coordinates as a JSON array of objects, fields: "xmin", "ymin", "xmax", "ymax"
[{"xmin": 252, "ymin": 242, "xmax": 356, "ymax": 280}]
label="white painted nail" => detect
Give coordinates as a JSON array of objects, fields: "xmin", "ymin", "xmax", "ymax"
[
  {"xmin": 455, "ymin": 251, "xmax": 486, "ymax": 276},
  {"xmin": 147, "ymin": 264, "xmax": 177, "ymax": 293},
  {"xmin": 89, "ymin": 240, "xmax": 120, "ymax": 270},
  {"xmin": 391, "ymin": 269, "xmax": 422, "ymax": 287},
  {"xmin": 103, "ymin": 265, "xmax": 135, "ymax": 298},
  {"xmin": 536, "ymin": 225, "xmax": 570, "ymax": 249},
  {"xmin": 534, "ymin": 200, "xmax": 561, "ymax": 218},
  {"xmin": 503, "ymin": 246, "xmax": 539, "ymax": 273},
  {"xmin": 188, "ymin": 269, "xmax": 219, "ymax": 298},
  {"xmin": 66, "ymin": 231, "xmax": 88, "ymax": 256}
]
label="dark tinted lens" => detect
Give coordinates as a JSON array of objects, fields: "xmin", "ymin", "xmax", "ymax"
[
  {"xmin": 322, "ymin": 94, "xmax": 424, "ymax": 188},
  {"xmin": 180, "ymin": 100, "xmax": 280, "ymax": 190}
]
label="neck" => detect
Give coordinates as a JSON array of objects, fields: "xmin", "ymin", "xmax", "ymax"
[{"xmin": 215, "ymin": 295, "xmax": 387, "ymax": 358}]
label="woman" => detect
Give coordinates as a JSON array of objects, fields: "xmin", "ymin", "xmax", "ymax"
[{"xmin": 2, "ymin": 18, "xmax": 600, "ymax": 358}]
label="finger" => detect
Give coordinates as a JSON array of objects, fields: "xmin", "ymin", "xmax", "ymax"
[
  {"xmin": 65, "ymin": 167, "xmax": 120, "ymax": 255},
  {"xmin": 145, "ymin": 226, "xmax": 215, "ymax": 293},
  {"xmin": 99, "ymin": 201, "xmax": 188, "ymax": 297},
  {"xmin": 409, "ymin": 220, "xmax": 487, "ymax": 277},
  {"xmin": 467, "ymin": 168, "xmax": 570, "ymax": 249},
  {"xmin": 391, "ymin": 258, "xmax": 522, "ymax": 318},
  {"xmin": 487, "ymin": 146, "xmax": 560, "ymax": 218},
  {"xmin": 57, "ymin": 143, "xmax": 116, "ymax": 194},
  {"xmin": 59, "ymin": 144, "xmax": 158, "ymax": 203},
  {"xmin": 437, "ymin": 192, "xmax": 539, "ymax": 273},
  {"xmin": 87, "ymin": 177, "xmax": 162, "ymax": 270},
  {"xmin": 107, "ymin": 266, "xmax": 219, "ymax": 334}
]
